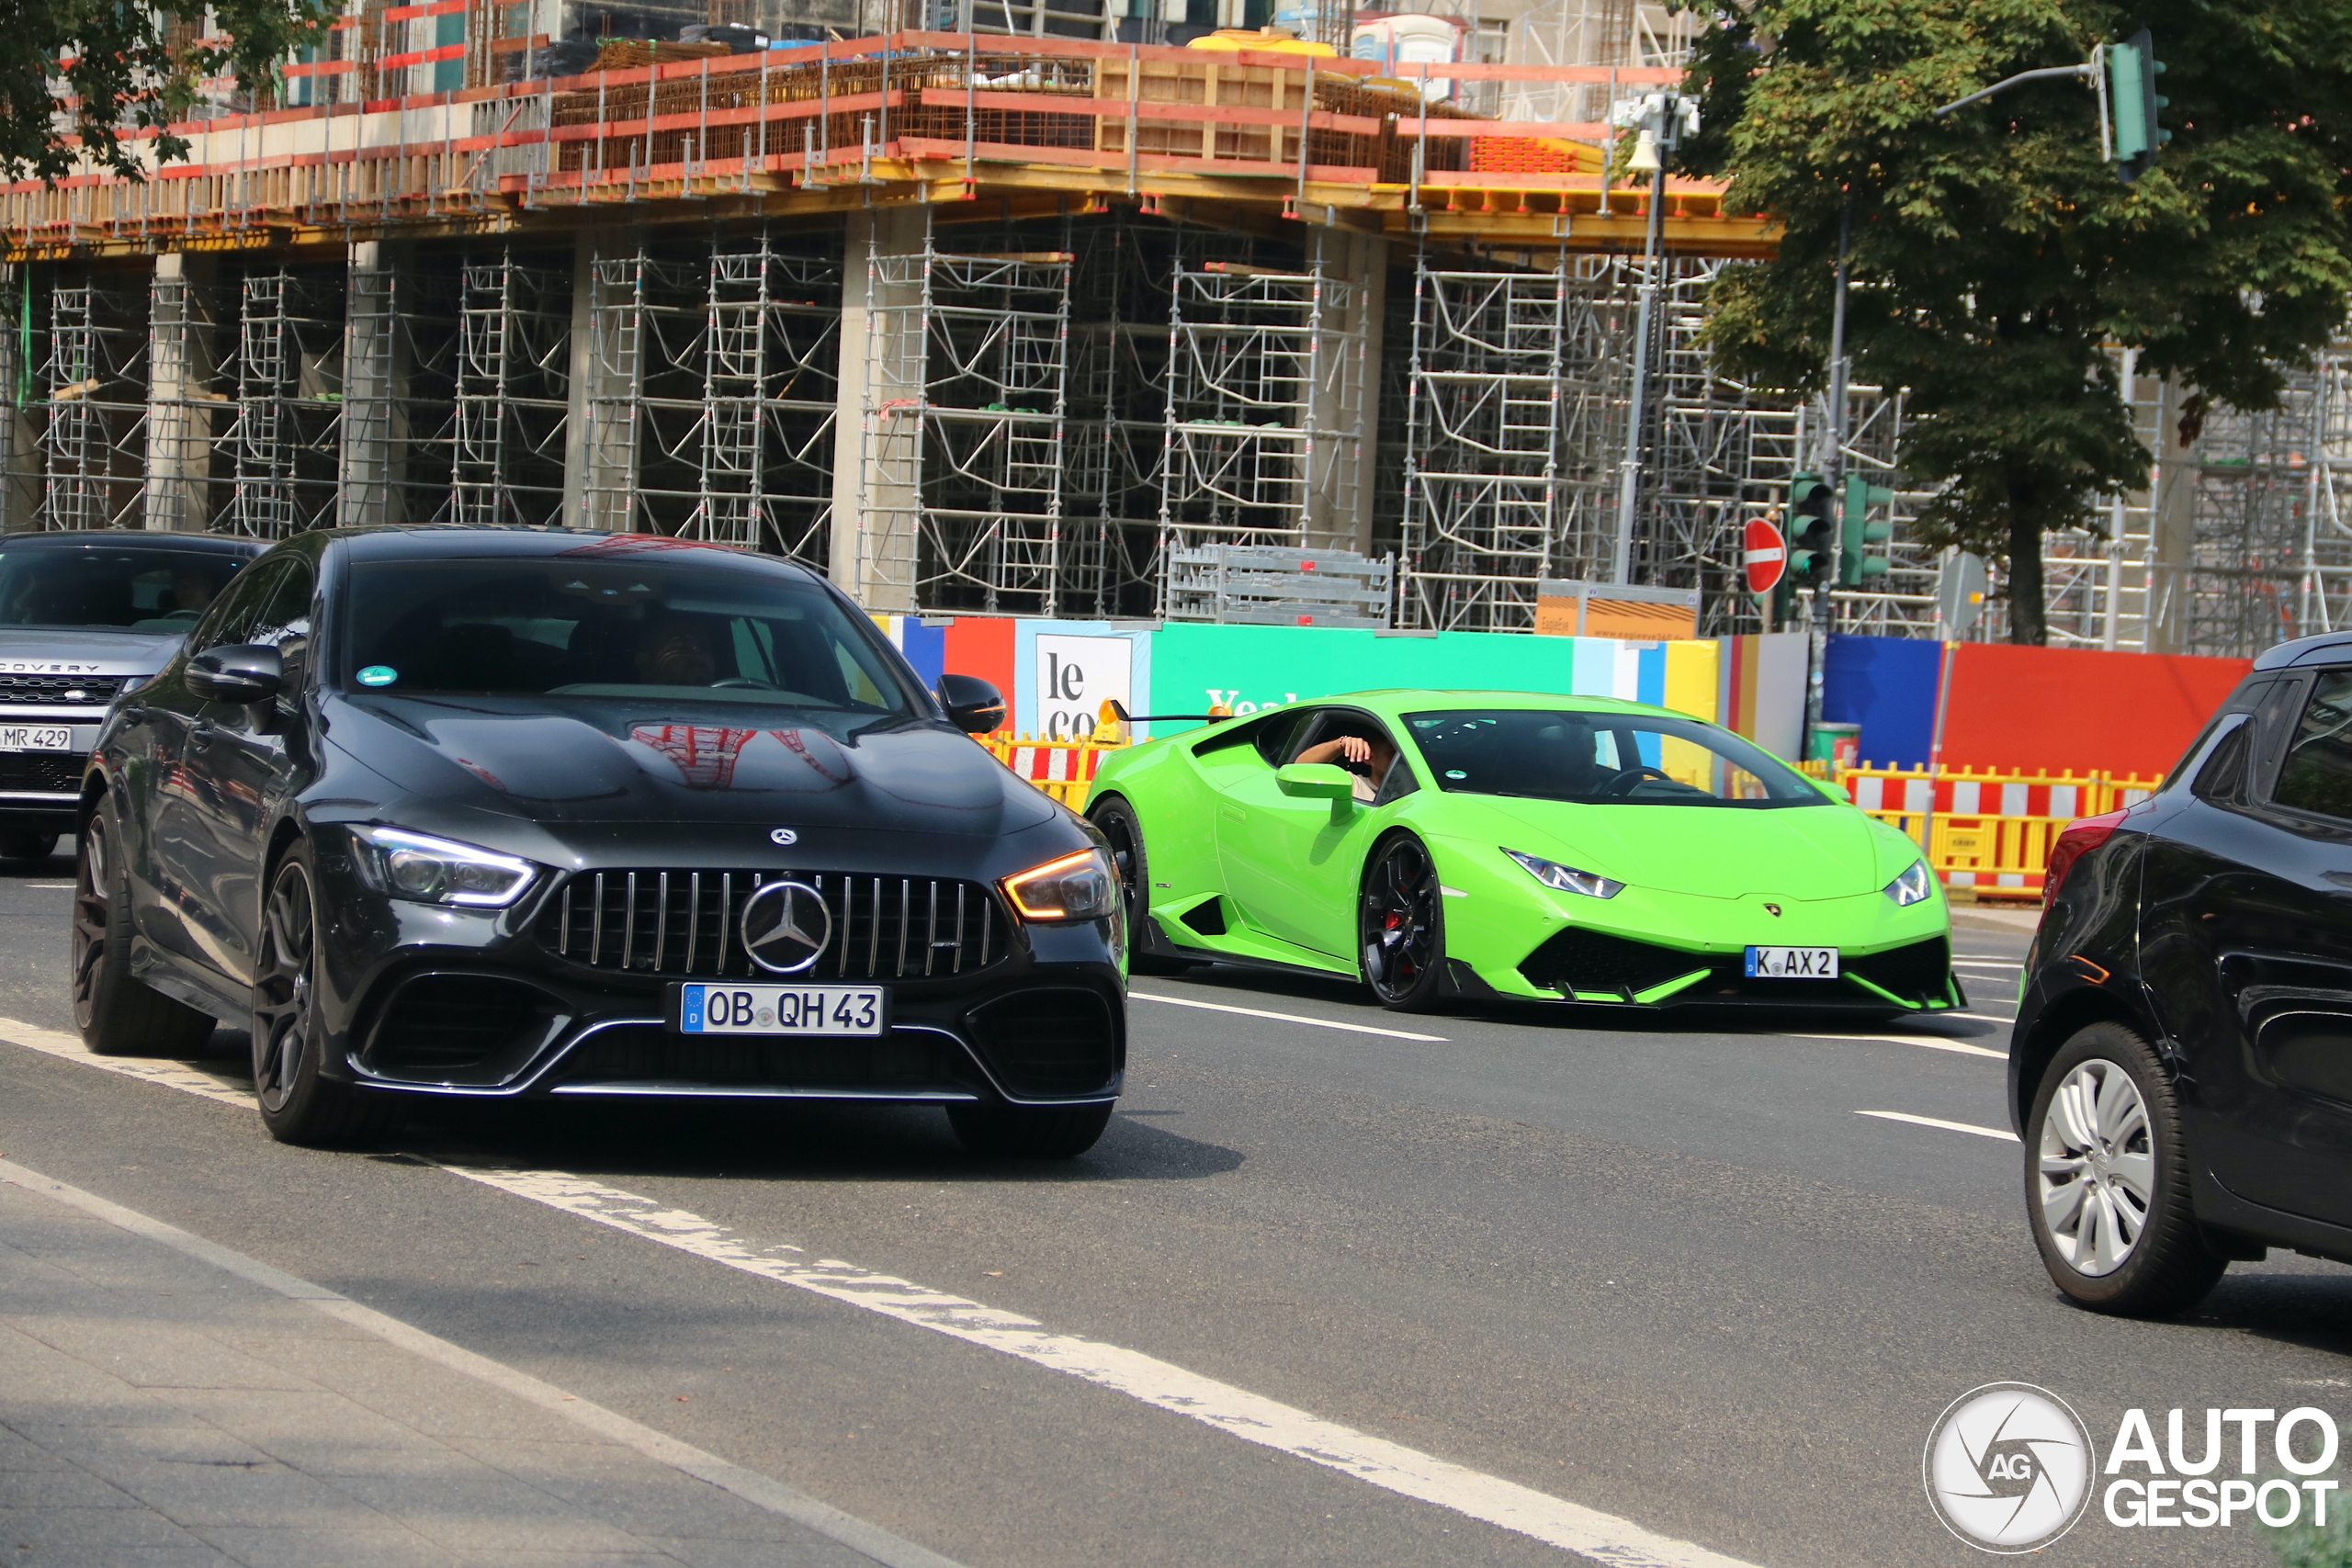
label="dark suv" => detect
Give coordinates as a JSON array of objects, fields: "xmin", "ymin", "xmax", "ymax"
[
  {"xmin": 0, "ymin": 531, "xmax": 262, "ymax": 863},
  {"xmin": 2013, "ymin": 629, "xmax": 2352, "ymax": 1314}
]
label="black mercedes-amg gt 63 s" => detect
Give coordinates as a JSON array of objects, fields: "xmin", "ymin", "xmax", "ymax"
[{"xmin": 72, "ymin": 527, "xmax": 1125, "ymax": 1156}]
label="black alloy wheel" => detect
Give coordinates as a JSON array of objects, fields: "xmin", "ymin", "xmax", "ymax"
[
  {"xmin": 72, "ymin": 802, "xmax": 213, "ymax": 1057},
  {"xmin": 2025, "ymin": 1021, "xmax": 2225, "ymax": 1317},
  {"xmin": 1089, "ymin": 796, "xmax": 1198, "ymax": 976},
  {"xmin": 1361, "ymin": 833, "xmax": 1446, "ymax": 1011},
  {"xmin": 251, "ymin": 841, "xmax": 394, "ymax": 1148}
]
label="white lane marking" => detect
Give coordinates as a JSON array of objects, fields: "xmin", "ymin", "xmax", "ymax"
[
  {"xmin": 439, "ymin": 1164, "xmax": 1756, "ymax": 1568},
  {"xmin": 0, "ymin": 1015, "xmax": 253, "ymax": 1105},
  {"xmin": 1946, "ymin": 1013, "xmax": 2017, "ymax": 1025},
  {"xmin": 1784, "ymin": 1032, "xmax": 2006, "ymax": 1060},
  {"xmin": 1856, "ymin": 1110, "xmax": 2019, "ymax": 1142},
  {"xmin": 1130, "ymin": 990, "xmax": 1449, "ymax": 1043},
  {"xmin": 21, "ymin": 882, "xmax": 73, "ymax": 889},
  {"xmin": 0, "ymin": 1157, "xmax": 966, "ymax": 1568},
  {"xmin": 2, "ymin": 1015, "xmax": 1760, "ymax": 1568},
  {"xmin": 1951, "ymin": 960, "xmax": 2022, "ymax": 970}
]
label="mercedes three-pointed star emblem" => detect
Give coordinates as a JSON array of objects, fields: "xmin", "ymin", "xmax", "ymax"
[{"xmin": 739, "ymin": 880, "xmax": 832, "ymax": 974}]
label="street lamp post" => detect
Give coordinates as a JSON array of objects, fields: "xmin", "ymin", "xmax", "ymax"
[{"xmin": 1607, "ymin": 92, "xmax": 1697, "ymax": 587}]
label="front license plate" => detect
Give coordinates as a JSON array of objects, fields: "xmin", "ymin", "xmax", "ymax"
[
  {"xmin": 1744, "ymin": 946, "xmax": 1839, "ymax": 979},
  {"xmin": 676, "ymin": 983, "xmax": 887, "ymax": 1037},
  {"xmin": 0, "ymin": 727, "xmax": 71, "ymax": 752}
]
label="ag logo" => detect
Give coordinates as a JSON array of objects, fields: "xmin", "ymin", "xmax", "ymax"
[
  {"xmin": 739, "ymin": 880, "xmax": 831, "ymax": 974},
  {"xmin": 1924, "ymin": 1382, "xmax": 2095, "ymax": 1553}
]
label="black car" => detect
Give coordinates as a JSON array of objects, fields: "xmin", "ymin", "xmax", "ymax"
[
  {"xmin": 74, "ymin": 526, "xmax": 1125, "ymax": 1156},
  {"xmin": 0, "ymin": 530, "xmax": 263, "ymax": 863},
  {"xmin": 2013, "ymin": 628, "xmax": 2352, "ymax": 1314}
]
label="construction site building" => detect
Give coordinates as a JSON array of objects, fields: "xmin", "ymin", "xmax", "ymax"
[{"xmin": 4, "ymin": 10, "xmax": 2342, "ymax": 656}]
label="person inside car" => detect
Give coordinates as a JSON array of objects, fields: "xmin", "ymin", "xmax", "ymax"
[
  {"xmin": 1294, "ymin": 729, "xmax": 1397, "ymax": 805},
  {"xmin": 630, "ymin": 614, "xmax": 718, "ymax": 686}
]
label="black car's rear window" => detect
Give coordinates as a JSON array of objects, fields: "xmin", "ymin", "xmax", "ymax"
[
  {"xmin": 0, "ymin": 546, "xmax": 246, "ymax": 631},
  {"xmin": 1404, "ymin": 708, "xmax": 1826, "ymax": 807},
  {"xmin": 339, "ymin": 557, "xmax": 917, "ymax": 721}
]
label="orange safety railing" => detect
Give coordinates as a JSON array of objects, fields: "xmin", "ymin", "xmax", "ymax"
[{"xmin": 2, "ymin": 36, "xmax": 1773, "ymax": 261}]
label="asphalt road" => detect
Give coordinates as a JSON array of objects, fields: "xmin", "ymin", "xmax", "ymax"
[{"xmin": 4, "ymin": 851, "xmax": 2348, "ymax": 1568}]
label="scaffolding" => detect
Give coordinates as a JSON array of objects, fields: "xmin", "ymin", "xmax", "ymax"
[
  {"xmin": 453, "ymin": 247, "xmax": 572, "ymax": 528},
  {"xmin": 857, "ymin": 222, "xmax": 1075, "ymax": 615},
  {"xmin": 1398, "ymin": 254, "xmax": 1567, "ymax": 632},
  {"xmin": 1158, "ymin": 234, "xmax": 1368, "ymax": 603},
  {"xmin": 576, "ymin": 228, "xmax": 841, "ymax": 559},
  {"xmin": 221, "ymin": 265, "xmax": 348, "ymax": 537},
  {"xmin": 29, "ymin": 270, "xmax": 151, "ymax": 533}
]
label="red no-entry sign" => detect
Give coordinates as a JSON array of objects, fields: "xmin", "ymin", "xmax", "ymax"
[{"xmin": 1744, "ymin": 517, "xmax": 1787, "ymax": 595}]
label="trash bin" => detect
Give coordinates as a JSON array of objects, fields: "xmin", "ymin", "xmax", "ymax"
[{"xmin": 1806, "ymin": 722, "xmax": 1861, "ymax": 775}]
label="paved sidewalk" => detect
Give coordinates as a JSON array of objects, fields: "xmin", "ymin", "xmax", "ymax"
[{"xmin": 0, "ymin": 1169, "xmax": 895, "ymax": 1568}]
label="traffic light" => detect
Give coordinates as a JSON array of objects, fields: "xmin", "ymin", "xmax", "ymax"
[
  {"xmin": 2106, "ymin": 28, "xmax": 2168, "ymax": 184},
  {"xmin": 1787, "ymin": 472, "xmax": 1835, "ymax": 592},
  {"xmin": 1839, "ymin": 473, "xmax": 1896, "ymax": 587}
]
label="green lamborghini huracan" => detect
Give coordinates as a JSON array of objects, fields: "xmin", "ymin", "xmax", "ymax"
[{"xmin": 1082, "ymin": 690, "xmax": 1960, "ymax": 1013}]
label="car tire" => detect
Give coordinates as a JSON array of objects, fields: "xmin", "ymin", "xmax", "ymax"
[
  {"xmin": 0, "ymin": 830, "xmax": 58, "ymax": 865},
  {"xmin": 1088, "ymin": 796, "xmax": 1201, "ymax": 976},
  {"xmin": 1360, "ymin": 832, "xmax": 1447, "ymax": 1012},
  {"xmin": 251, "ymin": 840, "xmax": 398, "ymax": 1149},
  {"xmin": 2025, "ymin": 1021, "xmax": 2224, "ymax": 1317},
  {"xmin": 948, "ymin": 1100, "xmax": 1114, "ymax": 1159},
  {"xmin": 72, "ymin": 800, "xmax": 215, "ymax": 1058}
]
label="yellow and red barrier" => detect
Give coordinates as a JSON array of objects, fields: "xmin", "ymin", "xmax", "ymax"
[{"xmin": 1826, "ymin": 763, "xmax": 2162, "ymax": 901}]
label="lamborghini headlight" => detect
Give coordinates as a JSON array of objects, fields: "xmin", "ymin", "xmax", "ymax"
[
  {"xmin": 1883, "ymin": 861, "xmax": 1935, "ymax": 908},
  {"xmin": 349, "ymin": 826, "xmax": 539, "ymax": 908},
  {"xmin": 1504, "ymin": 848, "xmax": 1623, "ymax": 900},
  {"xmin": 1001, "ymin": 848, "xmax": 1115, "ymax": 922}
]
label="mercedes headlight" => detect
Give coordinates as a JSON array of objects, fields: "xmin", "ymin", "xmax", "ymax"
[
  {"xmin": 1883, "ymin": 861, "xmax": 1935, "ymax": 908},
  {"xmin": 350, "ymin": 826, "xmax": 538, "ymax": 908},
  {"xmin": 1504, "ymin": 848, "xmax": 1623, "ymax": 899},
  {"xmin": 1001, "ymin": 849, "xmax": 1115, "ymax": 922}
]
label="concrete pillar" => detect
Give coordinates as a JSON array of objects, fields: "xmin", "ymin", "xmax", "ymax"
[
  {"xmin": 0, "ymin": 265, "xmax": 39, "ymax": 530},
  {"xmin": 1306, "ymin": 227, "xmax": 1382, "ymax": 555},
  {"xmin": 339, "ymin": 240, "xmax": 411, "ymax": 527},
  {"xmin": 563, "ymin": 228, "xmax": 639, "ymax": 532},
  {"xmin": 828, "ymin": 206, "xmax": 926, "ymax": 610},
  {"xmin": 143, "ymin": 252, "xmax": 220, "ymax": 532},
  {"xmin": 2145, "ymin": 376, "xmax": 2199, "ymax": 653}
]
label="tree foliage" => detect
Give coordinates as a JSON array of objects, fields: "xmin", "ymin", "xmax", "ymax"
[
  {"xmin": 5, "ymin": 0, "xmax": 333, "ymax": 185},
  {"xmin": 1681, "ymin": 0, "xmax": 2352, "ymax": 642}
]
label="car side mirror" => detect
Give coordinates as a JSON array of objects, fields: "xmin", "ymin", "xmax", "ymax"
[
  {"xmin": 1276, "ymin": 762, "xmax": 1355, "ymax": 802},
  {"xmin": 938, "ymin": 673, "xmax": 1006, "ymax": 736},
  {"xmin": 187, "ymin": 643, "xmax": 283, "ymax": 705}
]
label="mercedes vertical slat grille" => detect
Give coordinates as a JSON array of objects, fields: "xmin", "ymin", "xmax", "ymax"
[{"xmin": 543, "ymin": 870, "xmax": 1007, "ymax": 980}]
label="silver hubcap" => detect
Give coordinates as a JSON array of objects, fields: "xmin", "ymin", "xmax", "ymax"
[{"xmin": 2038, "ymin": 1059, "xmax": 2156, "ymax": 1277}]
